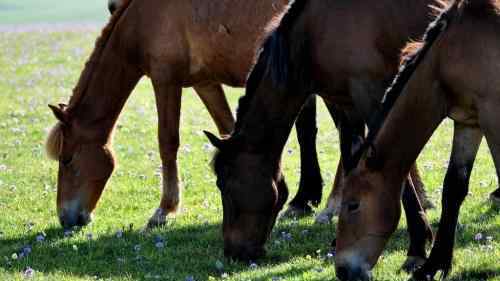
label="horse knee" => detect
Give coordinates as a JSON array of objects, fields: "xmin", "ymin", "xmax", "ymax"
[{"xmin": 159, "ymin": 136, "xmax": 180, "ymax": 161}]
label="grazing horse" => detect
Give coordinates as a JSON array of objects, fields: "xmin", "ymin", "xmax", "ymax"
[
  {"xmin": 207, "ymin": 0, "xmax": 442, "ymax": 264},
  {"xmin": 105, "ymin": 0, "xmax": 433, "ymax": 222},
  {"xmin": 336, "ymin": 0, "xmax": 500, "ymax": 280},
  {"xmin": 45, "ymin": 0, "xmax": 328, "ymax": 229}
]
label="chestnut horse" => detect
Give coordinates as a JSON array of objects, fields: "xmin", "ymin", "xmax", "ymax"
[
  {"xmin": 336, "ymin": 1, "xmax": 500, "ymax": 280},
  {"xmin": 207, "ymin": 0, "xmax": 441, "ymax": 264},
  {"xmin": 45, "ymin": 0, "xmax": 328, "ymax": 229}
]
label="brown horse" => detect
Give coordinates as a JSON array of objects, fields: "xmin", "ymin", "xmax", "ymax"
[
  {"xmin": 105, "ymin": 0, "xmax": 434, "ymax": 224},
  {"xmin": 207, "ymin": 0, "xmax": 441, "ymax": 264},
  {"xmin": 336, "ymin": 1, "xmax": 500, "ymax": 280},
  {"xmin": 45, "ymin": 0, "xmax": 330, "ymax": 229}
]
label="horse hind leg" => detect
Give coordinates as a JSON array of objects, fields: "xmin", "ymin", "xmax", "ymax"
[
  {"xmin": 410, "ymin": 164, "xmax": 435, "ymax": 210},
  {"xmin": 413, "ymin": 123, "xmax": 482, "ymax": 281},
  {"xmin": 315, "ymin": 105, "xmax": 364, "ymax": 224},
  {"xmin": 147, "ymin": 80, "xmax": 183, "ymax": 229},
  {"xmin": 194, "ymin": 83, "xmax": 235, "ymax": 136},
  {"xmin": 282, "ymin": 95, "xmax": 323, "ymax": 218}
]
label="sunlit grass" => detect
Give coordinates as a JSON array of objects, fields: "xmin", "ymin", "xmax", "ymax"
[{"xmin": 0, "ymin": 31, "xmax": 498, "ymax": 281}]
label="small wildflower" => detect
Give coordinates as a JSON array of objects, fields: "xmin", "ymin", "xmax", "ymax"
[
  {"xmin": 155, "ymin": 242, "xmax": 165, "ymax": 249},
  {"xmin": 21, "ymin": 245, "xmax": 32, "ymax": 256},
  {"xmin": 327, "ymin": 251, "xmax": 335, "ymax": 259},
  {"xmin": 153, "ymin": 235, "xmax": 164, "ymax": 244},
  {"xmin": 11, "ymin": 253, "xmax": 18, "ymax": 260},
  {"xmin": 35, "ymin": 234, "xmax": 45, "ymax": 243},
  {"xmin": 203, "ymin": 143, "xmax": 214, "ymax": 152},
  {"xmin": 215, "ymin": 260, "xmax": 224, "ymax": 272},
  {"xmin": 249, "ymin": 262, "xmax": 258, "ymax": 269},
  {"xmin": 0, "ymin": 164, "xmax": 7, "ymax": 171},
  {"xmin": 474, "ymin": 233, "xmax": 483, "ymax": 241},
  {"xmin": 281, "ymin": 231, "xmax": 292, "ymax": 241},
  {"xmin": 23, "ymin": 267, "xmax": 34, "ymax": 279},
  {"xmin": 26, "ymin": 222, "xmax": 34, "ymax": 231}
]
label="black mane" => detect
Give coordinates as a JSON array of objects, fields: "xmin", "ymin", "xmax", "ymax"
[{"xmin": 233, "ymin": 0, "xmax": 309, "ymax": 134}]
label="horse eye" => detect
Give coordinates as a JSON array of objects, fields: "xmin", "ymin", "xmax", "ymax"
[{"xmin": 347, "ymin": 201, "xmax": 360, "ymax": 213}]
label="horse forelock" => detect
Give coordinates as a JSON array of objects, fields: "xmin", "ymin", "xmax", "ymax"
[
  {"xmin": 66, "ymin": 0, "xmax": 133, "ymax": 115},
  {"xmin": 45, "ymin": 122, "xmax": 64, "ymax": 161}
]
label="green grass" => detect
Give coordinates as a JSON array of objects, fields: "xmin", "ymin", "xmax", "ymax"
[
  {"xmin": 0, "ymin": 0, "xmax": 106, "ymax": 25},
  {"xmin": 0, "ymin": 30, "xmax": 498, "ymax": 281}
]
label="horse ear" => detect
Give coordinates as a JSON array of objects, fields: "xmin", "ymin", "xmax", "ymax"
[
  {"xmin": 204, "ymin": 131, "xmax": 224, "ymax": 149},
  {"xmin": 48, "ymin": 104, "xmax": 69, "ymax": 124}
]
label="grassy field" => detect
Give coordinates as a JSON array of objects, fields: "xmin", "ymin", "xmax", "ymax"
[
  {"xmin": 0, "ymin": 0, "xmax": 106, "ymax": 25},
  {"xmin": 0, "ymin": 13, "xmax": 499, "ymax": 281}
]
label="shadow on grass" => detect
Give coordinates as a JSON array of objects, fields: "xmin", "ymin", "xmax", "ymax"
[
  {"xmin": 0, "ymin": 204, "xmax": 497, "ymax": 281},
  {"xmin": 0, "ymin": 215, "xmax": 422, "ymax": 281},
  {"xmin": 448, "ymin": 269, "xmax": 500, "ymax": 281}
]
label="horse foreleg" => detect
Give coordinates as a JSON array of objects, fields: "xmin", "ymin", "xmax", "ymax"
[
  {"xmin": 315, "ymin": 104, "xmax": 364, "ymax": 224},
  {"xmin": 315, "ymin": 159, "xmax": 344, "ymax": 224},
  {"xmin": 147, "ymin": 81, "xmax": 183, "ymax": 229},
  {"xmin": 414, "ymin": 123, "xmax": 481, "ymax": 281},
  {"xmin": 194, "ymin": 84, "xmax": 235, "ymax": 136}
]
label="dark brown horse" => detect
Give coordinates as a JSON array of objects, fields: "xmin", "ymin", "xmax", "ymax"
[
  {"xmin": 207, "ymin": 0, "xmax": 440, "ymax": 264},
  {"xmin": 336, "ymin": 1, "xmax": 500, "ymax": 280},
  {"xmin": 45, "ymin": 0, "xmax": 329, "ymax": 229}
]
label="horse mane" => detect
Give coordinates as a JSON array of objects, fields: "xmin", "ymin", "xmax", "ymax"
[
  {"xmin": 45, "ymin": 0, "xmax": 133, "ymax": 161},
  {"xmin": 233, "ymin": 0, "xmax": 309, "ymax": 134},
  {"xmin": 355, "ymin": 0, "xmax": 461, "ymax": 169},
  {"xmin": 67, "ymin": 0, "xmax": 132, "ymax": 113},
  {"xmin": 366, "ymin": 1, "xmax": 459, "ymax": 140}
]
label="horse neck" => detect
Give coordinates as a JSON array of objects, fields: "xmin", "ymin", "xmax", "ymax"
[
  {"xmin": 370, "ymin": 52, "xmax": 447, "ymax": 184},
  {"xmin": 237, "ymin": 86, "xmax": 309, "ymax": 162},
  {"xmin": 68, "ymin": 45, "xmax": 142, "ymax": 143}
]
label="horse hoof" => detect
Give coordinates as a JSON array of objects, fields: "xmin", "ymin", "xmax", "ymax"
[
  {"xmin": 402, "ymin": 256, "xmax": 426, "ymax": 273},
  {"xmin": 146, "ymin": 208, "xmax": 167, "ymax": 229},
  {"xmin": 314, "ymin": 210, "xmax": 334, "ymax": 224},
  {"xmin": 280, "ymin": 205, "xmax": 313, "ymax": 219}
]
